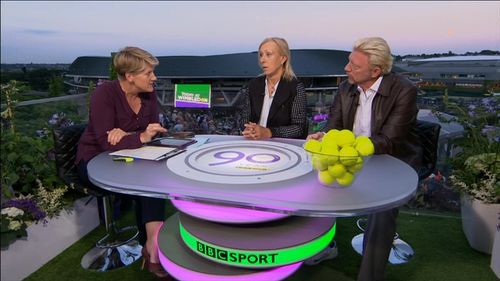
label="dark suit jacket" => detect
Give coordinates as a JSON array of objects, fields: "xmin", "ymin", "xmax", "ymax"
[
  {"xmin": 325, "ymin": 72, "xmax": 422, "ymax": 171},
  {"xmin": 242, "ymin": 75, "xmax": 307, "ymax": 139}
]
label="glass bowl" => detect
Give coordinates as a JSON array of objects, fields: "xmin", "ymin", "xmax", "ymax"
[{"xmin": 304, "ymin": 146, "xmax": 369, "ymax": 187}]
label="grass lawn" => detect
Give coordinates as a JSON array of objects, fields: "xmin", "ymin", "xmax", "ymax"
[{"xmin": 26, "ymin": 206, "xmax": 497, "ymax": 281}]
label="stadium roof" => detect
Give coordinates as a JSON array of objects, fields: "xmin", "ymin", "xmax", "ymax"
[
  {"xmin": 67, "ymin": 49, "xmax": 351, "ymax": 79},
  {"xmin": 413, "ymin": 55, "xmax": 500, "ymax": 62}
]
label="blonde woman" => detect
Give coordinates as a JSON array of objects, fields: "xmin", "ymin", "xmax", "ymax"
[{"xmin": 240, "ymin": 37, "xmax": 307, "ymax": 139}]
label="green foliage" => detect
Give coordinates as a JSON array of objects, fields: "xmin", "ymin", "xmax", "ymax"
[
  {"xmin": 1, "ymin": 79, "xmax": 82, "ymax": 246},
  {"xmin": 33, "ymin": 179, "xmax": 73, "ymax": 218},
  {"xmin": 109, "ymin": 52, "xmax": 117, "ymax": 80},
  {"xmin": 1, "ymin": 68, "xmax": 65, "ymax": 91},
  {"xmin": 48, "ymin": 75, "xmax": 64, "ymax": 97},
  {"xmin": 450, "ymin": 153, "xmax": 500, "ymax": 204},
  {"xmin": 1, "ymin": 130, "xmax": 60, "ymax": 198},
  {"xmin": 1, "ymin": 80, "xmax": 29, "ymax": 133},
  {"xmin": 24, "ymin": 68, "xmax": 65, "ymax": 91},
  {"xmin": 14, "ymin": 100, "xmax": 85, "ymax": 135},
  {"xmin": 1, "ymin": 80, "xmax": 77, "ymax": 199},
  {"xmin": 1, "ymin": 196, "xmax": 46, "ymax": 248},
  {"xmin": 87, "ymin": 80, "xmax": 95, "ymax": 113},
  {"xmin": 1, "ymin": 221, "xmax": 28, "ymax": 248},
  {"xmin": 0, "ymin": 70, "xmax": 25, "ymax": 84},
  {"xmin": 439, "ymin": 96, "xmax": 500, "ymax": 203}
]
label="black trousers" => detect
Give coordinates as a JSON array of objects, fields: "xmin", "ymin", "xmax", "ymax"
[
  {"xmin": 357, "ymin": 208, "xmax": 399, "ymax": 281},
  {"xmin": 77, "ymin": 160, "xmax": 166, "ymax": 245}
]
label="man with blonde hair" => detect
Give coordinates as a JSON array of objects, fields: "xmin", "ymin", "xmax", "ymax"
[{"xmin": 308, "ymin": 37, "xmax": 421, "ymax": 280}]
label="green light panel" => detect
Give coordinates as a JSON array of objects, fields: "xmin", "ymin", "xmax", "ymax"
[{"xmin": 179, "ymin": 221, "xmax": 336, "ymax": 268}]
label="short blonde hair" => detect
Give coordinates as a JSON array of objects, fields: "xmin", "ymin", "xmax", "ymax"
[
  {"xmin": 113, "ymin": 46, "xmax": 159, "ymax": 80},
  {"xmin": 353, "ymin": 37, "xmax": 393, "ymax": 74},
  {"xmin": 258, "ymin": 37, "xmax": 296, "ymax": 81}
]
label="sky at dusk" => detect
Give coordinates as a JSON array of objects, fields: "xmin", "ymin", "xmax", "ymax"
[{"xmin": 1, "ymin": 1, "xmax": 499, "ymax": 63}]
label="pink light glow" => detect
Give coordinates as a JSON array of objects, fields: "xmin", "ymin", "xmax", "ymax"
[
  {"xmin": 171, "ymin": 199, "xmax": 290, "ymax": 223},
  {"xmin": 159, "ymin": 250, "xmax": 302, "ymax": 281}
]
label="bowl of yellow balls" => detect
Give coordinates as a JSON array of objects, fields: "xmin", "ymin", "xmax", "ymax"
[{"xmin": 303, "ymin": 129, "xmax": 375, "ymax": 187}]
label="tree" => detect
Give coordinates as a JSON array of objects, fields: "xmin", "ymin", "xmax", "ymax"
[
  {"xmin": 1, "ymin": 80, "xmax": 26, "ymax": 134},
  {"xmin": 86, "ymin": 80, "xmax": 95, "ymax": 112},
  {"xmin": 109, "ymin": 52, "xmax": 117, "ymax": 80},
  {"xmin": 48, "ymin": 75, "xmax": 64, "ymax": 97}
]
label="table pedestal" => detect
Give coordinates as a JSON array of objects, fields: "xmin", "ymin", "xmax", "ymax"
[{"xmin": 158, "ymin": 212, "xmax": 336, "ymax": 280}]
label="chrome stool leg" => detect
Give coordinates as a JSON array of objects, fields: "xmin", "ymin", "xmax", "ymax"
[
  {"xmin": 351, "ymin": 218, "xmax": 414, "ymax": 264},
  {"xmin": 80, "ymin": 195, "xmax": 142, "ymax": 271}
]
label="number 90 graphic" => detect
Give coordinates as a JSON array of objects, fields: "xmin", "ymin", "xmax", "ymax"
[
  {"xmin": 209, "ymin": 151, "xmax": 281, "ymax": 166},
  {"xmin": 167, "ymin": 141, "xmax": 311, "ymax": 184}
]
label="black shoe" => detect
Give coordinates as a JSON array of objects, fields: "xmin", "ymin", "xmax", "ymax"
[{"xmin": 304, "ymin": 241, "xmax": 338, "ymax": 265}]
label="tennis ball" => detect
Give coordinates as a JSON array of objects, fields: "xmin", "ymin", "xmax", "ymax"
[
  {"xmin": 348, "ymin": 157, "xmax": 364, "ymax": 173},
  {"xmin": 355, "ymin": 138, "xmax": 375, "ymax": 156},
  {"xmin": 321, "ymin": 143, "xmax": 339, "ymax": 155},
  {"xmin": 318, "ymin": 170, "xmax": 335, "ymax": 185},
  {"xmin": 312, "ymin": 155, "xmax": 328, "ymax": 171},
  {"xmin": 322, "ymin": 129, "xmax": 340, "ymax": 145},
  {"xmin": 328, "ymin": 163, "xmax": 347, "ymax": 178},
  {"xmin": 304, "ymin": 139, "xmax": 322, "ymax": 153},
  {"xmin": 354, "ymin": 135, "xmax": 371, "ymax": 146},
  {"xmin": 336, "ymin": 172, "xmax": 354, "ymax": 186},
  {"xmin": 336, "ymin": 129, "xmax": 356, "ymax": 148},
  {"xmin": 327, "ymin": 156, "xmax": 339, "ymax": 166},
  {"xmin": 320, "ymin": 143, "xmax": 339, "ymax": 165},
  {"xmin": 339, "ymin": 146, "xmax": 359, "ymax": 166}
]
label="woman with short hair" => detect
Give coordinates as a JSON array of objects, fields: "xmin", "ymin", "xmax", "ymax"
[{"xmin": 76, "ymin": 46, "xmax": 170, "ymax": 280}]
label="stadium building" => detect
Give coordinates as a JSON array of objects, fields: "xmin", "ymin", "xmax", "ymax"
[
  {"xmin": 64, "ymin": 49, "xmax": 351, "ymax": 111},
  {"xmin": 396, "ymin": 55, "xmax": 500, "ymax": 95}
]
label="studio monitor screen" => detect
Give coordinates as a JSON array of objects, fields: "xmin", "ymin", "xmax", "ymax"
[{"xmin": 174, "ymin": 84, "xmax": 211, "ymax": 108}]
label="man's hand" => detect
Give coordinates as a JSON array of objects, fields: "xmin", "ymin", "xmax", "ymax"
[{"xmin": 306, "ymin": 132, "xmax": 325, "ymax": 141}]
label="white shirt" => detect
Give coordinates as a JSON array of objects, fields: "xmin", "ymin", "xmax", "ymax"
[
  {"xmin": 259, "ymin": 79, "xmax": 280, "ymax": 127},
  {"xmin": 353, "ymin": 76, "xmax": 383, "ymax": 137}
]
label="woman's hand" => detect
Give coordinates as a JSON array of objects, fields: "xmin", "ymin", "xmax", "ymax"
[
  {"xmin": 107, "ymin": 128, "xmax": 130, "ymax": 146},
  {"xmin": 140, "ymin": 123, "xmax": 168, "ymax": 143},
  {"xmin": 242, "ymin": 122, "xmax": 272, "ymax": 140}
]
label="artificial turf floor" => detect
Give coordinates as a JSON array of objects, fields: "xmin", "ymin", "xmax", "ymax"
[{"xmin": 25, "ymin": 206, "xmax": 497, "ymax": 281}]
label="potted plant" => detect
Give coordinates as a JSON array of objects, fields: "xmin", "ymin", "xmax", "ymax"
[{"xmin": 442, "ymin": 96, "xmax": 500, "ymax": 254}]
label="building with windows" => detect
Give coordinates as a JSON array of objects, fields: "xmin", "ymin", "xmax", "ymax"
[{"xmin": 396, "ymin": 55, "xmax": 500, "ymax": 95}]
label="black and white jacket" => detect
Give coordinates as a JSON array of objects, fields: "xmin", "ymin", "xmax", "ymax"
[{"xmin": 238, "ymin": 75, "xmax": 307, "ymax": 139}]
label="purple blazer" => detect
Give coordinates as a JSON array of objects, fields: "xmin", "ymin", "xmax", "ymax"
[{"xmin": 76, "ymin": 80, "xmax": 160, "ymax": 163}]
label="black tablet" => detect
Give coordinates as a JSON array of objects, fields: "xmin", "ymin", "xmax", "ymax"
[{"xmin": 147, "ymin": 137, "xmax": 197, "ymax": 149}]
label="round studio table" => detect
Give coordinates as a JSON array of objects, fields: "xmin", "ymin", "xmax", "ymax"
[
  {"xmin": 88, "ymin": 135, "xmax": 418, "ymax": 217},
  {"xmin": 88, "ymin": 135, "xmax": 418, "ymax": 280}
]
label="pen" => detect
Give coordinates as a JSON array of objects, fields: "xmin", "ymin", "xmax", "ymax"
[
  {"xmin": 112, "ymin": 157, "xmax": 134, "ymax": 162},
  {"xmin": 155, "ymin": 149, "xmax": 186, "ymax": 161}
]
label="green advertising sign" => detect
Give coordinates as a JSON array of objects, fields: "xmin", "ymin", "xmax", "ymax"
[{"xmin": 174, "ymin": 84, "xmax": 211, "ymax": 108}]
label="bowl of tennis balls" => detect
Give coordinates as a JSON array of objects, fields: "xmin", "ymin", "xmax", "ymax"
[{"xmin": 303, "ymin": 129, "xmax": 375, "ymax": 187}]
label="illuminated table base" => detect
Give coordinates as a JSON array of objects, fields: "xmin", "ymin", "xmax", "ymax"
[
  {"xmin": 158, "ymin": 213, "xmax": 336, "ymax": 280},
  {"xmin": 171, "ymin": 199, "xmax": 290, "ymax": 224}
]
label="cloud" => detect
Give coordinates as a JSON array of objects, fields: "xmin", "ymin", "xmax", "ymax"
[{"xmin": 22, "ymin": 29, "xmax": 59, "ymax": 35}]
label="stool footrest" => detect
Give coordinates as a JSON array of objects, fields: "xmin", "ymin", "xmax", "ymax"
[{"xmin": 96, "ymin": 226, "xmax": 139, "ymax": 248}]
